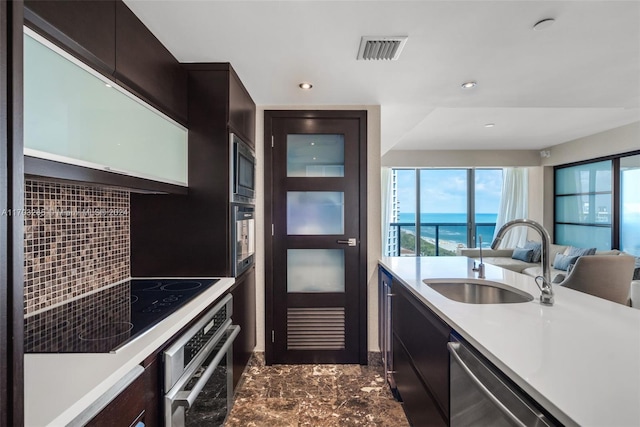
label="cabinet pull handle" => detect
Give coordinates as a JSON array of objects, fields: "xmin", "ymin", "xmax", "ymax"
[{"xmin": 104, "ymin": 166, "xmax": 130, "ymax": 175}]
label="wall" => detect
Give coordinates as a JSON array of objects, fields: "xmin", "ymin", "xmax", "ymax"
[
  {"xmin": 23, "ymin": 179, "xmax": 130, "ymax": 316},
  {"xmin": 381, "ymin": 149, "xmax": 540, "ymax": 168},
  {"xmin": 255, "ymin": 105, "xmax": 382, "ymax": 353},
  {"xmin": 540, "ymin": 121, "xmax": 640, "ymax": 167},
  {"xmin": 527, "ymin": 166, "xmax": 545, "ymax": 240}
]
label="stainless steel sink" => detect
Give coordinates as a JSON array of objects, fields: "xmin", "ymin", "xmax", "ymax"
[{"xmin": 423, "ymin": 279, "xmax": 534, "ymax": 304}]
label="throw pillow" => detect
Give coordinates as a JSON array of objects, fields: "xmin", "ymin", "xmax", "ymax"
[
  {"xmin": 565, "ymin": 246, "xmax": 597, "ymax": 257},
  {"xmin": 512, "ymin": 247, "xmax": 534, "ymax": 263},
  {"xmin": 524, "ymin": 240, "xmax": 542, "ymax": 263},
  {"xmin": 553, "ymin": 253, "xmax": 580, "ymax": 271}
]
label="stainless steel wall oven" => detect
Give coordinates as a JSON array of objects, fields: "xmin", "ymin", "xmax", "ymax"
[
  {"xmin": 231, "ymin": 204, "xmax": 255, "ymax": 277},
  {"xmin": 164, "ymin": 294, "xmax": 240, "ymax": 426}
]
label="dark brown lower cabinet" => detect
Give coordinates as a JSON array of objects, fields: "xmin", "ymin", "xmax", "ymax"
[
  {"xmin": 393, "ymin": 337, "xmax": 447, "ymax": 427},
  {"xmin": 393, "ymin": 281, "xmax": 451, "ymax": 426},
  {"xmin": 87, "ymin": 358, "xmax": 160, "ymax": 427},
  {"xmin": 231, "ymin": 266, "xmax": 256, "ymax": 390}
]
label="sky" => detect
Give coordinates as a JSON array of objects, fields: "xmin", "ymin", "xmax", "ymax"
[{"xmin": 395, "ymin": 168, "xmax": 503, "ymax": 215}]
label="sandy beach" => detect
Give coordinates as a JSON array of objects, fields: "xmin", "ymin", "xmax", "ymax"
[{"xmin": 396, "ymin": 229, "xmax": 464, "ymax": 253}]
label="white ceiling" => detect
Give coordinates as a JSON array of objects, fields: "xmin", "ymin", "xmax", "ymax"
[{"xmin": 124, "ymin": 0, "xmax": 640, "ymax": 154}]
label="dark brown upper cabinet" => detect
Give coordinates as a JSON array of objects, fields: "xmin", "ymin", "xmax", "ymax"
[
  {"xmin": 131, "ymin": 64, "xmax": 256, "ymax": 277},
  {"xmin": 115, "ymin": 2, "xmax": 188, "ymax": 125},
  {"xmin": 23, "ymin": 0, "xmax": 189, "ymax": 193},
  {"xmin": 24, "ymin": 0, "xmax": 117, "ymax": 77},
  {"xmin": 24, "ymin": 1, "xmax": 187, "ymax": 126},
  {"xmin": 229, "ymin": 71, "xmax": 256, "ymax": 147},
  {"xmin": 186, "ymin": 63, "xmax": 257, "ymax": 146}
]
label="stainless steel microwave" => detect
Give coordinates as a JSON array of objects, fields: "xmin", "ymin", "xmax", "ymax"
[{"xmin": 230, "ymin": 133, "xmax": 256, "ymax": 204}]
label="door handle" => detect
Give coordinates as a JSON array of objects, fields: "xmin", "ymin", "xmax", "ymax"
[{"xmin": 337, "ymin": 238, "xmax": 357, "ymax": 246}]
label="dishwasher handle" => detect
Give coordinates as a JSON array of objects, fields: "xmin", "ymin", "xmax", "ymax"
[
  {"xmin": 447, "ymin": 342, "xmax": 527, "ymax": 427},
  {"xmin": 172, "ymin": 325, "xmax": 241, "ymax": 410}
]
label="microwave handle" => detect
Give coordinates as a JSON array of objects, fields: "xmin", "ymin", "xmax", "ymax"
[{"xmin": 171, "ymin": 325, "xmax": 241, "ymax": 410}]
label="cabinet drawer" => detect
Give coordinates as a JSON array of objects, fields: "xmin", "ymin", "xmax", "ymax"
[
  {"xmin": 86, "ymin": 368, "xmax": 146, "ymax": 427},
  {"xmin": 393, "ymin": 335, "xmax": 447, "ymax": 427},
  {"xmin": 393, "ymin": 283, "xmax": 451, "ymax": 418}
]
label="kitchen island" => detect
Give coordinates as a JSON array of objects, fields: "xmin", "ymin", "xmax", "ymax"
[
  {"xmin": 380, "ymin": 256, "xmax": 640, "ymax": 427},
  {"xmin": 24, "ymin": 277, "xmax": 235, "ymax": 427}
]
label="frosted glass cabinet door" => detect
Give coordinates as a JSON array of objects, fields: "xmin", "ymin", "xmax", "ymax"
[
  {"xmin": 287, "ymin": 249, "xmax": 345, "ymax": 293},
  {"xmin": 23, "ymin": 28, "xmax": 188, "ymax": 186}
]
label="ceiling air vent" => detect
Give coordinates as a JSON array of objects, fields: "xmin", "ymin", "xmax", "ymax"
[{"xmin": 357, "ymin": 36, "xmax": 408, "ymax": 61}]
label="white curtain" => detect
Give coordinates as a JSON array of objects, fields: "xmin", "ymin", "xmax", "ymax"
[
  {"xmin": 492, "ymin": 168, "xmax": 529, "ymax": 248},
  {"xmin": 381, "ymin": 167, "xmax": 393, "ymax": 256}
]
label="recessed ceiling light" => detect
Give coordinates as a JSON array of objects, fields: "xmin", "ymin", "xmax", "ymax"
[
  {"xmin": 461, "ymin": 81, "xmax": 477, "ymax": 89},
  {"xmin": 533, "ymin": 18, "xmax": 555, "ymax": 31},
  {"xmin": 105, "ymin": 83, "xmax": 112, "ymax": 88},
  {"xmin": 299, "ymin": 82, "xmax": 313, "ymax": 90},
  {"xmin": 312, "ymin": 157, "xmax": 317, "ymax": 160},
  {"xmin": 310, "ymin": 142, "xmax": 315, "ymax": 145},
  {"xmin": 484, "ymin": 123, "xmax": 495, "ymax": 128}
]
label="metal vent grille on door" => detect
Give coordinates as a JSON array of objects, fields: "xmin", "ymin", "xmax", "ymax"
[
  {"xmin": 287, "ymin": 307, "xmax": 345, "ymax": 350},
  {"xmin": 357, "ymin": 36, "xmax": 408, "ymax": 60}
]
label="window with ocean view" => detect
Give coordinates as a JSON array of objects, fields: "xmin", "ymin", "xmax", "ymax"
[
  {"xmin": 553, "ymin": 151, "xmax": 640, "ymax": 256},
  {"xmin": 386, "ymin": 168, "xmax": 502, "ymax": 256},
  {"xmin": 621, "ymin": 154, "xmax": 640, "ymax": 256}
]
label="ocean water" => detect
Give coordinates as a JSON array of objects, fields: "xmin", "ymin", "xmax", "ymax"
[
  {"xmin": 395, "ymin": 212, "xmax": 498, "ymax": 246},
  {"xmin": 621, "ymin": 212, "xmax": 640, "ymax": 256}
]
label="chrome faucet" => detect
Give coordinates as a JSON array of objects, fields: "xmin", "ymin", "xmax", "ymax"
[
  {"xmin": 491, "ymin": 219, "xmax": 554, "ymax": 306},
  {"xmin": 472, "ymin": 236, "xmax": 486, "ymax": 279}
]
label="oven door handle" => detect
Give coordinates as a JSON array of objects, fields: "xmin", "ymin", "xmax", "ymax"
[{"xmin": 172, "ymin": 325, "xmax": 240, "ymax": 410}]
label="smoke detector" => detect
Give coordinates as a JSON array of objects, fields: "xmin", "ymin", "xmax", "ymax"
[{"xmin": 357, "ymin": 36, "xmax": 408, "ymax": 61}]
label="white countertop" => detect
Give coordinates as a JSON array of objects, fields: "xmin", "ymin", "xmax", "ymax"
[
  {"xmin": 24, "ymin": 277, "xmax": 235, "ymax": 427},
  {"xmin": 379, "ymin": 256, "xmax": 640, "ymax": 427}
]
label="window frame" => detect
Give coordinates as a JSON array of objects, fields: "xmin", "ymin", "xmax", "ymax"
[
  {"xmin": 389, "ymin": 167, "xmax": 502, "ymax": 256},
  {"xmin": 553, "ymin": 149, "xmax": 640, "ymax": 252}
]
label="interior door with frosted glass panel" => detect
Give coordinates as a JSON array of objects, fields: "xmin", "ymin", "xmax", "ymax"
[{"xmin": 266, "ymin": 112, "xmax": 365, "ymax": 364}]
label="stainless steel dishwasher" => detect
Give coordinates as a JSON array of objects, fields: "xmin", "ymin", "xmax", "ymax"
[{"xmin": 448, "ymin": 335, "xmax": 559, "ymax": 427}]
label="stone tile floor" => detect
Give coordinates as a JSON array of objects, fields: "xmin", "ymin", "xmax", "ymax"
[{"xmin": 225, "ymin": 354, "xmax": 409, "ymax": 426}]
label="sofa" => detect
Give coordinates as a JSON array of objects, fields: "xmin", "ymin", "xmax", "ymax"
[{"xmin": 457, "ymin": 244, "xmax": 640, "ymax": 308}]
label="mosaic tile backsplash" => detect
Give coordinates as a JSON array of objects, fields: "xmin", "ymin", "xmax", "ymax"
[{"xmin": 24, "ymin": 180, "xmax": 130, "ymax": 316}]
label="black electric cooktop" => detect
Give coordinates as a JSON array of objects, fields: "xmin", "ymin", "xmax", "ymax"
[{"xmin": 24, "ymin": 278, "xmax": 220, "ymax": 353}]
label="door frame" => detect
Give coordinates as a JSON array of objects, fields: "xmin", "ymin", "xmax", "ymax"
[
  {"xmin": 1, "ymin": 1, "xmax": 25, "ymax": 424},
  {"xmin": 263, "ymin": 110, "xmax": 368, "ymax": 365}
]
